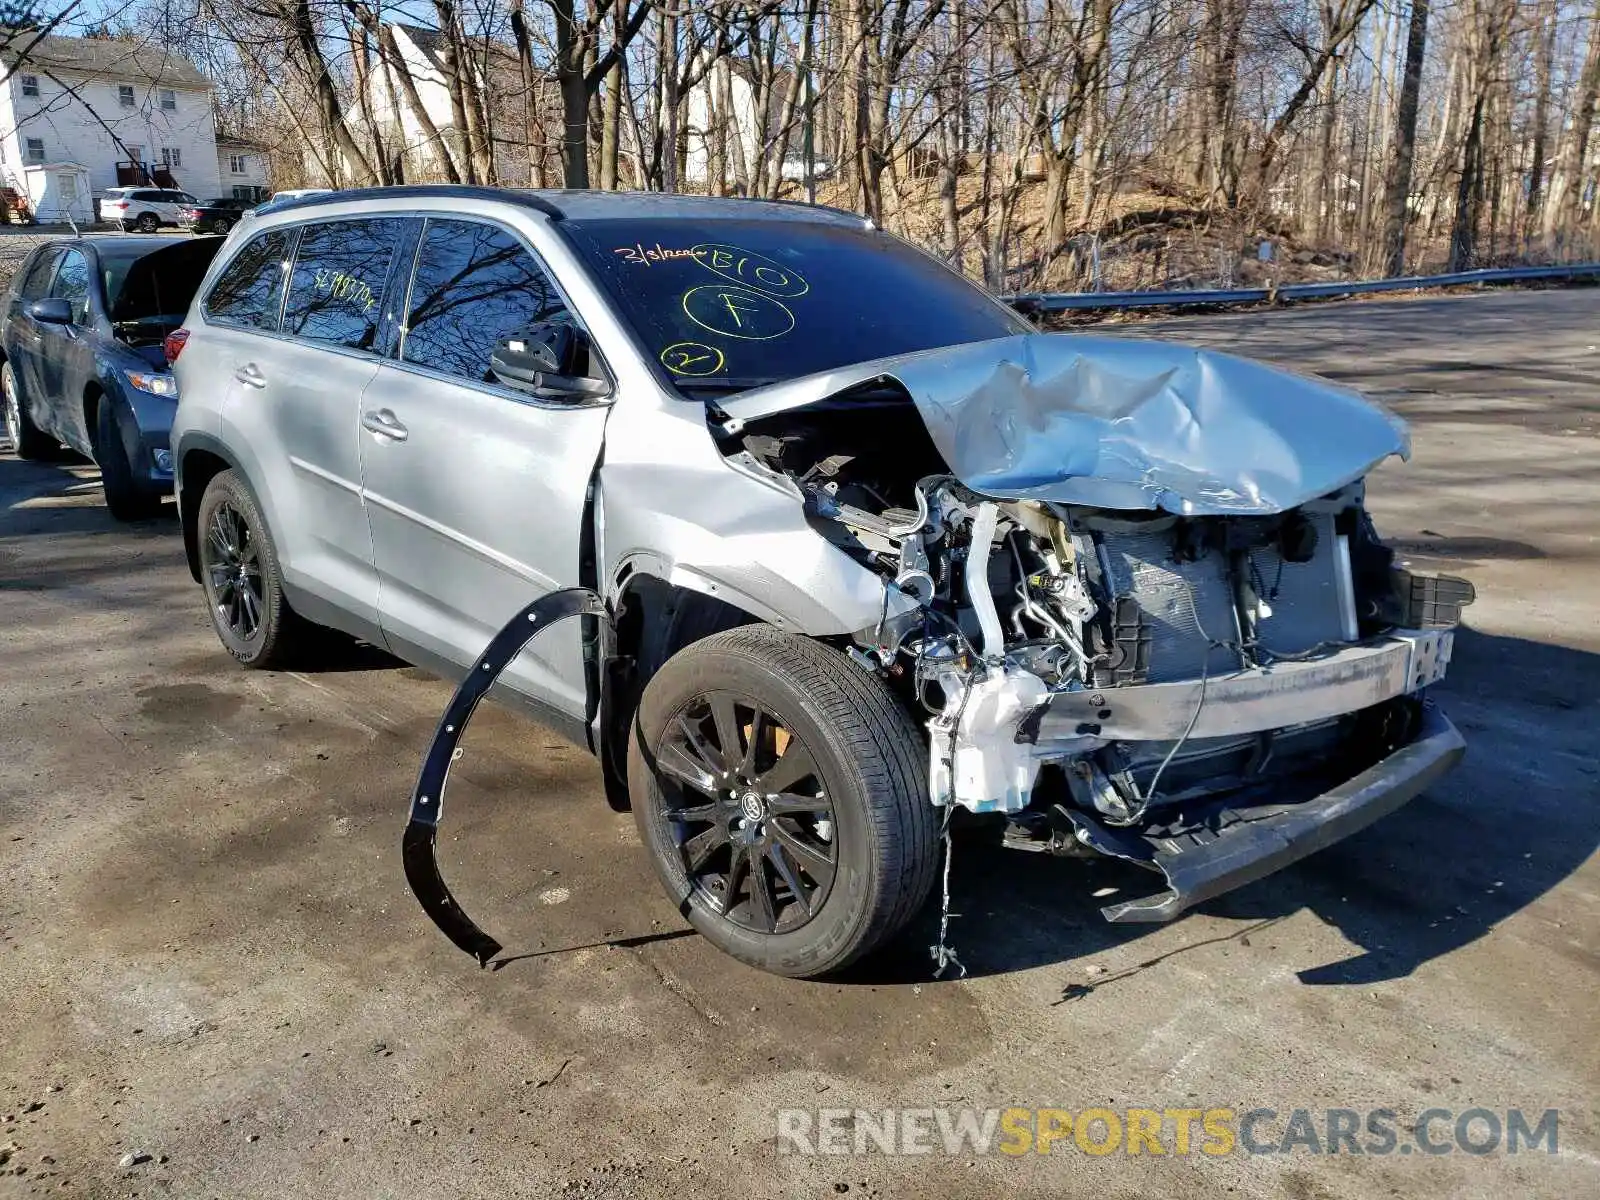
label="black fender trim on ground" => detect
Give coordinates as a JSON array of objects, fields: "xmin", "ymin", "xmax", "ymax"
[{"xmin": 404, "ymin": 587, "xmax": 610, "ymax": 966}]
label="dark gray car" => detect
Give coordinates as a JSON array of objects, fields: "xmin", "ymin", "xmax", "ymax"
[{"xmin": 1, "ymin": 235, "xmax": 224, "ymax": 518}]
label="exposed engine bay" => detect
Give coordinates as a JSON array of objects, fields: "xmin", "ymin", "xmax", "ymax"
[{"xmin": 716, "ymin": 386, "xmax": 1474, "ymax": 891}]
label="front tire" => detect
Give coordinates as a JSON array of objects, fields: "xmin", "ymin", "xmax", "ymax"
[
  {"xmin": 196, "ymin": 469, "xmax": 310, "ymax": 668},
  {"xmin": 2, "ymin": 362, "xmax": 52, "ymax": 459},
  {"xmin": 629, "ymin": 626, "xmax": 937, "ymax": 978},
  {"xmin": 95, "ymin": 398, "xmax": 160, "ymax": 521}
]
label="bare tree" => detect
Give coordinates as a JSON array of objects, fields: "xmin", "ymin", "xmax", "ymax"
[{"xmin": 1377, "ymin": 0, "xmax": 1431, "ymax": 275}]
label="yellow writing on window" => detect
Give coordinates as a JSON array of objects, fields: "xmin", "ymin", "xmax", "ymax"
[
  {"xmin": 313, "ymin": 268, "xmax": 378, "ymax": 313},
  {"xmin": 613, "ymin": 243, "xmax": 701, "ymax": 266}
]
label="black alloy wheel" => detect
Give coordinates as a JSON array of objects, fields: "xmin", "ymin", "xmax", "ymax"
[
  {"xmin": 195, "ymin": 469, "xmax": 319, "ymax": 668},
  {"xmin": 655, "ymin": 690, "xmax": 838, "ymax": 933},
  {"xmin": 629, "ymin": 626, "xmax": 938, "ymax": 978},
  {"xmin": 204, "ymin": 500, "xmax": 264, "ymax": 643}
]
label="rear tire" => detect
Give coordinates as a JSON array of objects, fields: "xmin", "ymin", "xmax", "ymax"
[
  {"xmin": 2, "ymin": 362, "xmax": 52, "ymax": 459},
  {"xmin": 196, "ymin": 468, "xmax": 312, "ymax": 668},
  {"xmin": 212, "ymin": 217, "xmax": 232, "ymax": 235},
  {"xmin": 629, "ymin": 626, "xmax": 937, "ymax": 978},
  {"xmin": 95, "ymin": 398, "xmax": 161, "ymax": 521},
  {"xmin": 136, "ymin": 212, "xmax": 158, "ymax": 233}
]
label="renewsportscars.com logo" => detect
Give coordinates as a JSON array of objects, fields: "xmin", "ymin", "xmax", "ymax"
[{"xmin": 775, "ymin": 1107, "xmax": 1560, "ymax": 1157}]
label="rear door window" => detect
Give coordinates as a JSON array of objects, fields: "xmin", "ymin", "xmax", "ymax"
[
  {"xmin": 400, "ymin": 218, "xmax": 576, "ymax": 385},
  {"xmin": 17, "ymin": 249, "xmax": 59, "ymax": 299},
  {"xmin": 51, "ymin": 249, "xmax": 92, "ymax": 324},
  {"xmin": 282, "ymin": 218, "xmax": 405, "ymax": 350},
  {"xmin": 204, "ymin": 229, "xmax": 294, "ymax": 331}
]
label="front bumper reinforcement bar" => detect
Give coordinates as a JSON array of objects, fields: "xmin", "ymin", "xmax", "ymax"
[
  {"xmin": 1080, "ymin": 705, "xmax": 1465, "ymax": 923},
  {"xmin": 402, "ymin": 587, "xmax": 607, "ymax": 966}
]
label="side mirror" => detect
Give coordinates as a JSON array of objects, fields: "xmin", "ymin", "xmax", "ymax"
[
  {"xmin": 490, "ymin": 322, "xmax": 610, "ymax": 402},
  {"xmin": 28, "ymin": 297, "xmax": 73, "ymax": 326}
]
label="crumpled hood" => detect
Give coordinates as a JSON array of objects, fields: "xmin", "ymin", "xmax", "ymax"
[{"xmin": 717, "ymin": 333, "xmax": 1410, "ymax": 515}]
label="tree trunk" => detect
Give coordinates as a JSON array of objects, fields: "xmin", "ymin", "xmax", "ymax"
[
  {"xmin": 287, "ymin": 0, "xmax": 377, "ymax": 185},
  {"xmin": 599, "ymin": 0, "xmax": 626, "ymax": 189},
  {"xmin": 1450, "ymin": 91, "xmax": 1488, "ymax": 270},
  {"xmin": 1379, "ymin": 0, "xmax": 1429, "ymax": 276},
  {"xmin": 549, "ymin": 0, "xmax": 589, "ymax": 188},
  {"xmin": 509, "ymin": 0, "xmax": 542, "ymax": 186},
  {"xmin": 348, "ymin": 23, "xmax": 394, "ymax": 184},
  {"xmin": 1359, "ymin": 3, "xmax": 1391, "ymax": 250},
  {"xmin": 430, "ymin": 2, "xmax": 480, "ymax": 183},
  {"xmin": 1525, "ymin": 0, "xmax": 1558, "ymax": 234},
  {"xmin": 1450, "ymin": 1, "xmax": 1511, "ymax": 270},
  {"xmin": 1203, "ymin": 0, "xmax": 1249, "ymax": 206},
  {"xmin": 660, "ymin": 4, "xmax": 679, "ymax": 191},
  {"xmin": 1544, "ymin": 0, "xmax": 1600, "ymax": 245}
]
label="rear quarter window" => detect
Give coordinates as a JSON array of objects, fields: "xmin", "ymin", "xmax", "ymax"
[
  {"xmin": 281, "ymin": 218, "xmax": 405, "ymax": 350},
  {"xmin": 203, "ymin": 229, "xmax": 294, "ymax": 331}
]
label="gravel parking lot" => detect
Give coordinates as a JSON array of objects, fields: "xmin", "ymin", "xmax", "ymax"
[{"xmin": 1, "ymin": 289, "xmax": 1595, "ymax": 1198}]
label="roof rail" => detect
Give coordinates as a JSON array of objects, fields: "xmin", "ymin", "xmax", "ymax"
[{"xmin": 267, "ymin": 184, "xmax": 566, "ymax": 221}]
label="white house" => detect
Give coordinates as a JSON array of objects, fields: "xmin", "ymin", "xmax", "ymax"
[
  {"xmin": 684, "ymin": 56, "xmax": 825, "ymax": 190},
  {"xmin": 215, "ymin": 136, "xmax": 270, "ymax": 201},
  {"xmin": 364, "ymin": 23, "xmax": 547, "ymax": 186},
  {"xmin": 0, "ymin": 34, "xmax": 219, "ymax": 221},
  {"xmin": 367, "ymin": 24, "xmax": 454, "ymax": 179},
  {"xmin": 685, "ymin": 56, "xmax": 762, "ymax": 188}
]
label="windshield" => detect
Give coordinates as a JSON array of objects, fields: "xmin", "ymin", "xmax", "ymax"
[{"xmin": 561, "ymin": 216, "xmax": 1029, "ymax": 395}]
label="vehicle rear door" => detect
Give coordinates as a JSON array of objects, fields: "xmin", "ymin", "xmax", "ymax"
[
  {"xmin": 358, "ymin": 215, "xmax": 612, "ymax": 720},
  {"xmin": 4, "ymin": 247, "xmax": 60, "ymax": 427},
  {"xmin": 201, "ymin": 217, "xmax": 405, "ymax": 635},
  {"xmin": 128, "ymin": 190, "xmax": 164, "ymax": 227},
  {"xmin": 36, "ymin": 247, "xmax": 99, "ymax": 455},
  {"xmin": 167, "ymin": 191, "xmax": 198, "ymax": 224}
]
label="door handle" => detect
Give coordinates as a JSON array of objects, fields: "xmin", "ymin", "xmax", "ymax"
[
  {"xmin": 361, "ymin": 408, "xmax": 408, "ymax": 441},
  {"xmin": 234, "ymin": 363, "xmax": 266, "ymax": 389}
]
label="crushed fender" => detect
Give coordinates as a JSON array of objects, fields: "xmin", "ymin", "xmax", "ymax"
[{"xmin": 403, "ymin": 587, "xmax": 609, "ymax": 966}]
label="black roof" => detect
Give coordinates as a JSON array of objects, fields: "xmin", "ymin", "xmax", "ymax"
[
  {"xmin": 48, "ymin": 234, "xmax": 192, "ymax": 248},
  {"xmin": 30, "ymin": 235, "xmax": 195, "ymax": 260}
]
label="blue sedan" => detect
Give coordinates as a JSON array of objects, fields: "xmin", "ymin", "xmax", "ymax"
[{"xmin": 1, "ymin": 235, "xmax": 224, "ymax": 519}]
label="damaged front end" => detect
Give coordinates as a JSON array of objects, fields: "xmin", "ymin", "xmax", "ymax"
[{"xmin": 716, "ymin": 334, "xmax": 1473, "ymax": 923}]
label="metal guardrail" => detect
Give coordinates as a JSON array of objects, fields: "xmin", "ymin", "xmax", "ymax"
[{"xmin": 1008, "ymin": 261, "xmax": 1600, "ymax": 313}]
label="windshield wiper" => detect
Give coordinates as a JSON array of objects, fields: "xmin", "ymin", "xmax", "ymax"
[{"xmin": 672, "ymin": 377, "xmax": 782, "ymax": 396}]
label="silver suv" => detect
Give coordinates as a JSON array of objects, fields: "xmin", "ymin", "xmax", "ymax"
[{"xmin": 170, "ymin": 187, "xmax": 1471, "ymax": 978}]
